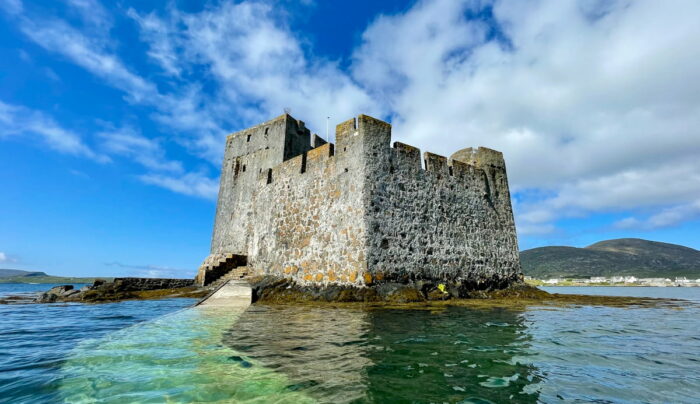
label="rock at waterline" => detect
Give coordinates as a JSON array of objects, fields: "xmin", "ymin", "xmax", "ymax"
[{"xmin": 34, "ymin": 278, "xmax": 206, "ymax": 303}]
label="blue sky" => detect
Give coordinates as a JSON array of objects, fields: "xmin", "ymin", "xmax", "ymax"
[{"xmin": 1, "ymin": 0, "xmax": 699, "ymax": 277}]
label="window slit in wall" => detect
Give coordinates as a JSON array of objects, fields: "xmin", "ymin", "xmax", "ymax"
[
  {"xmin": 264, "ymin": 127, "xmax": 269, "ymax": 135},
  {"xmin": 449, "ymin": 166, "xmax": 454, "ymax": 176},
  {"xmin": 266, "ymin": 169, "xmax": 273, "ymax": 184},
  {"xmin": 242, "ymin": 165, "xmax": 246, "ymax": 172},
  {"xmin": 300, "ymin": 152, "xmax": 307, "ymax": 174},
  {"xmin": 234, "ymin": 161, "xmax": 240, "ymax": 177},
  {"xmin": 246, "ymin": 134, "xmax": 251, "ymax": 142}
]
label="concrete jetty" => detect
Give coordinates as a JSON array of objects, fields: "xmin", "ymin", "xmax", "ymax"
[{"xmin": 197, "ymin": 280, "xmax": 252, "ymax": 307}]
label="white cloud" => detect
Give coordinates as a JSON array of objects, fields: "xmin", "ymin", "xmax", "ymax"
[
  {"xmin": 130, "ymin": 1, "xmax": 382, "ymax": 133},
  {"xmin": 352, "ymin": 0, "xmax": 700, "ymax": 233},
  {"xmin": 0, "ymin": 0, "xmax": 22, "ymax": 15},
  {"xmin": 4, "ymin": 0, "xmax": 700, "ymax": 235},
  {"xmin": 0, "ymin": 252, "xmax": 18, "ymax": 264},
  {"xmin": 105, "ymin": 261, "xmax": 194, "ymax": 278},
  {"xmin": 15, "ymin": 16, "xmax": 157, "ymax": 103},
  {"xmin": 615, "ymin": 200, "xmax": 700, "ymax": 230},
  {"xmin": 97, "ymin": 126, "xmax": 183, "ymax": 172},
  {"xmin": 0, "ymin": 100, "xmax": 109, "ymax": 162},
  {"xmin": 4, "ymin": 1, "xmax": 225, "ymax": 162},
  {"xmin": 127, "ymin": 7, "xmax": 182, "ymax": 76},
  {"xmin": 65, "ymin": 0, "xmax": 111, "ymax": 31},
  {"xmin": 139, "ymin": 171, "xmax": 219, "ymax": 200}
]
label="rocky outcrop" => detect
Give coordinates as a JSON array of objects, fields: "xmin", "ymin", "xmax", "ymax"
[
  {"xmin": 110, "ymin": 277, "xmax": 194, "ymax": 291},
  {"xmin": 35, "ymin": 278, "xmax": 204, "ymax": 303},
  {"xmin": 248, "ymin": 275, "xmax": 544, "ymax": 304},
  {"xmin": 36, "ymin": 285, "xmax": 81, "ymax": 303}
]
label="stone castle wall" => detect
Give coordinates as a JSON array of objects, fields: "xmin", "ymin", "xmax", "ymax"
[
  {"xmin": 363, "ymin": 122, "xmax": 520, "ymax": 287},
  {"xmin": 201, "ymin": 114, "xmax": 522, "ymax": 288},
  {"xmin": 209, "ymin": 115, "xmax": 316, "ymax": 260}
]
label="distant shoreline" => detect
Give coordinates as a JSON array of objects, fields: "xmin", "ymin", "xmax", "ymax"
[
  {"xmin": 539, "ymin": 284, "xmax": 700, "ymax": 287},
  {"xmin": 527, "ymin": 279, "xmax": 700, "ymax": 287},
  {"xmin": 0, "ymin": 276, "xmax": 114, "ymax": 284}
]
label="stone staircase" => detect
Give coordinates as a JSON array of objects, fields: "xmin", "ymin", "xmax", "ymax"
[
  {"xmin": 195, "ymin": 253, "xmax": 248, "ymax": 286},
  {"xmin": 207, "ymin": 266, "xmax": 250, "ymax": 290}
]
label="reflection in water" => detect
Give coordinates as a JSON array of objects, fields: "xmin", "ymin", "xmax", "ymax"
[
  {"xmin": 364, "ymin": 307, "xmax": 540, "ymax": 403},
  {"xmin": 58, "ymin": 306, "xmax": 316, "ymax": 403},
  {"xmin": 51, "ymin": 300, "xmax": 700, "ymax": 403},
  {"xmin": 225, "ymin": 305, "xmax": 541, "ymax": 403},
  {"xmin": 224, "ymin": 305, "xmax": 374, "ymax": 402}
]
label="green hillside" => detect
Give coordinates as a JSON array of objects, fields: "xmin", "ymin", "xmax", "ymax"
[
  {"xmin": 0, "ymin": 268, "xmax": 112, "ymax": 284},
  {"xmin": 0, "ymin": 269, "xmax": 48, "ymax": 277},
  {"xmin": 520, "ymin": 238, "xmax": 700, "ymax": 279}
]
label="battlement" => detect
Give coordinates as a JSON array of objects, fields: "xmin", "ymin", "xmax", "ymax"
[{"xmin": 250, "ymin": 114, "xmax": 507, "ymax": 190}]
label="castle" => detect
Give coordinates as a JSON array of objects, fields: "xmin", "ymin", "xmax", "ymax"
[{"xmin": 196, "ymin": 114, "xmax": 522, "ymax": 291}]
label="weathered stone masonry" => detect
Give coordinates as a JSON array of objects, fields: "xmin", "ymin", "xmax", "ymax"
[{"xmin": 197, "ymin": 114, "xmax": 522, "ymax": 289}]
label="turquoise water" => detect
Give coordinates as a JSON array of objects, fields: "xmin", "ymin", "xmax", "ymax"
[{"xmin": 1, "ymin": 285, "xmax": 699, "ymax": 403}]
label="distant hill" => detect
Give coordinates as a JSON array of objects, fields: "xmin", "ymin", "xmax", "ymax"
[
  {"xmin": 520, "ymin": 238, "xmax": 700, "ymax": 279},
  {"xmin": 0, "ymin": 269, "xmax": 48, "ymax": 277},
  {"xmin": 0, "ymin": 268, "xmax": 112, "ymax": 284}
]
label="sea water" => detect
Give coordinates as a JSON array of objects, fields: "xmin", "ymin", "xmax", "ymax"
[{"xmin": 1, "ymin": 285, "xmax": 699, "ymax": 403}]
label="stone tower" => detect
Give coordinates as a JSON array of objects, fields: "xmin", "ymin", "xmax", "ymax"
[{"xmin": 197, "ymin": 114, "xmax": 522, "ymax": 290}]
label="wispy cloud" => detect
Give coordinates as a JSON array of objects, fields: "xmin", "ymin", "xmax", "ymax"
[
  {"xmin": 3, "ymin": 0, "xmax": 700, "ymax": 236},
  {"xmin": 0, "ymin": 252, "xmax": 18, "ymax": 264},
  {"xmin": 64, "ymin": 0, "xmax": 112, "ymax": 31},
  {"xmin": 127, "ymin": 7, "xmax": 182, "ymax": 77},
  {"xmin": 139, "ymin": 171, "xmax": 219, "ymax": 200},
  {"xmin": 615, "ymin": 200, "xmax": 700, "ymax": 230},
  {"xmin": 128, "ymin": 1, "xmax": 381, "ymax": 134},
  {"xmin": 0, "ymin": 100, "xmax": 109, "ymax": 162},
  {"xmin": 352, "ymin": 0, "xmax": 700, "ymax": 234},
  {"xmin": 105, "ymin": 261, "xmax": 194, "ymax": 278},
  {"xmin": 15, "ymin": 16, "xmax": 156, "ymax": 103},
  {"xmin": 97, "ymin": 126, "xmax": 183, "ymax": 173}
]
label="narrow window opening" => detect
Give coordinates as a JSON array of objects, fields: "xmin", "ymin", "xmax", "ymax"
[
  {"xmin": 449, "ymin": 166, "xmax": 454, "ymax": 176},
  {"xmin": 266, "ymin": 169, "xmax": 273, "ymax": 184},
  {"xmin": 234, "ymin": 161, "xmax": 240, "ymax": 177},
  {"xmin": 300, "ymin": 152, "xmax": 307, "ymax": 173},
  {"xmin": 264, "ymin": 127, "xmax": 269, "ymax": 135},
  {"xmin": 329, "ymin": 144, "xmax": 335, "ymax": 157},
  {"xmin": 242, "ymin": 165, "xmax": 246, "ymax": 172},
  {"xmin": 246, "ymin": 134, "xmax": 251, "ymax": 142}
]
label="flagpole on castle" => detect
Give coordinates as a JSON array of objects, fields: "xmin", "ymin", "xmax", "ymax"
[{"xmin": 326, "ymin": 116, "xmax": 330, "ymax": 143}]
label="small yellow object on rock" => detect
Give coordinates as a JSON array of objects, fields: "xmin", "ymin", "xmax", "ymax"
[{"xmin": 437, "ymin": 284, "xmax": 447, "ymax": 294}]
